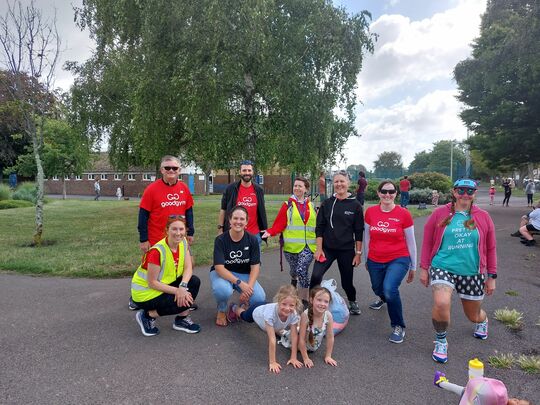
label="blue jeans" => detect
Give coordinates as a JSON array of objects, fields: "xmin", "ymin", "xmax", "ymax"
[
  {"xmin": 366, "ymin": 256, "xmax": 410, "ymax": 328},
  {"xmin": 400, "ymin": 191, "xmax": 409, "ymax": 207},
  {"xmin": 209, "ymin": 270, "xmax": 266, "ymax": 312}
]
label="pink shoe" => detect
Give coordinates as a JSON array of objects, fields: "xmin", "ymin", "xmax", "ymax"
[{"xmin": 226, "ymin": 304, "xmax": 239, "ymax": 323}]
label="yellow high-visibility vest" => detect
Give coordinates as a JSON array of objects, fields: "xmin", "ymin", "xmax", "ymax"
[
  {"xmin": 282, "ymin": 201, "xmax": 316, "ymax": 253},
  {"xmin": 131, "ymin": 238, "xmax": 186, "ymax": 302}
]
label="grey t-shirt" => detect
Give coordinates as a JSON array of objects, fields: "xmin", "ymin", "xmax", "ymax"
[{"xmin": 252, "ymin": 303, "xmax": 300, "ymax": 332}]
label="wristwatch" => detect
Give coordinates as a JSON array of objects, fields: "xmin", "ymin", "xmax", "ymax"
[
  {"xmin": 355, "ymin": 251, "xmax": 362, "ymax": 255},
  {"xmin": 235, "ymin": 278, "xmax": 242, "ymax": 286},
  {"xmin": 217, "ymin": 224, "xmax": 224, "ymax": 230},
  {"xmin": 179, "ymin": 281, "xmax": 189, "ymax": 289},
  {"xmin": 487, "ymin": 274, "xmax": 497, "ymax": 279}
]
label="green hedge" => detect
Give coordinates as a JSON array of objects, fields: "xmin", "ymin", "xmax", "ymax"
[
  {"xmin": 0, "ymin": 199, "xmax": 34, "ymax": 210},
  {"xmin": 408, "ymin": 172, "xmax": 452, "ymax": 193},
  {"xmin": 0, "ymin": 184, "xmax": 11, "ymax": 201},
  {"xmin": 12, "ymin": 182, "xmax": 38, "ymax": 204}
]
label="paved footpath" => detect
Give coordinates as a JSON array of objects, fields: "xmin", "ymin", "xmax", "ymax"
[{"xmin": 1, "ymin": 188, "xmax": 538, "ymax": 404}]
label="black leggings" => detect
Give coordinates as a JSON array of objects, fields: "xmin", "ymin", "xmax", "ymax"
[
  {"xmin": 135, "ymin": 275, "xmax": 200, "ymax": 317},
  {"xmin": 309, "ymin": 248, "xmax": 357, "ymax": 301},
  {"xmin": 527, "ymin": 194, "xmax": 533, "ymax": 205},
  {"xmin": 502, "ymin": 192, "xmax": 511, "ymax": 206}
]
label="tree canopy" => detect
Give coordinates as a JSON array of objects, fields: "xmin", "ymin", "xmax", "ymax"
[
  {"xmin": 373, "ymin": 151, "xmax": 403, "ymax": 179},
  {"xmin": 70, "ymin": 0, "xmax": 375, "ymax": 174},
  {"xmin": 408, "ymin": 140, "xmax": 467, "ymax": 179},
  {"xmin": 454, "ymin": 0, "xmax": 540, "ymax": 170}
]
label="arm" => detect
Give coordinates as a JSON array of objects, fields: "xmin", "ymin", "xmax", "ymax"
[
  {"xmin": 324, "ymin": 313, "xmax": 337, "ymax": 366},
  {"xmin": 298, "ymin": 313, "xmax": 313, "ymax": 368},
  {"xmin": 265, "ymin": 323, "xmax": 281, "ymax": 373},
  {"xmin": 217, "ymin": 210, "xmax": 226, "ymax": 235},
  {"xmin": 314, "ymin": 204, "xmax": 327, "ymax": 261},
  {"xmin": 286, "ymin": 323, "xmax": 303, "ymax": 369},
  {"xmin": 419, "ymin": 210, "xmax": 439, "ymax": 287},
  {"xmin": 185, "ymin": 207, "xmax": 195, "ymax": 242},
  {"xmin": 362, "ymin": 224, "xmax": 370, "ymax": 266},
  {"xmin": 484, "ymin": 214, "xmax": 497, "ymax": 296},
  {"xmin": 137, "ymin": 208, "xmax": 151, "ymax": 253},
  {"xmin": 257, "ymin": 186, "xmax": 268, "ymax": 231},
  {"xmin": 175, "ymin": 244, "xmax": 194, "ymax": 307},
  {"xmin": 404, "ymin": 225, "xmax": 417, "ymax": 283},
  {"xmin": 352, "ymin": 204, "xmax": 364, "ymax": 266},
  {"xmin": 263, "ymin": 202, "xmax": 288, "ymax": 238}
]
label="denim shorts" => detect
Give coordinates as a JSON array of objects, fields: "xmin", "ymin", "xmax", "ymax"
[{"xmin": 429, "ymin": 266, "xmax": 485, "ymax": 301}]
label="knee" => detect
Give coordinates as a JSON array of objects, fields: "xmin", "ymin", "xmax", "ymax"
[
  {"xmin": 188, "ymin": 275, "xmax": 201, "ymax": 296},
  {"xmin": 212, "ymin": 280, "xmax": 232, "ymax": 301},
  {"xmin": 433, "ymin": 299, "xmax": 450, "ymax": 314},
  {"xmin": 383, "ymin": 286, "xmax": 399, "ymax": 302}
]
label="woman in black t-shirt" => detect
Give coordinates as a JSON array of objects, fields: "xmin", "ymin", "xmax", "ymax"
[{"xmin": 210, "ymin": 206, "xmax": 267, "ymax": 326}]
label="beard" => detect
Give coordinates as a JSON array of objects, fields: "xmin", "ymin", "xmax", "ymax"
[{"xmin": 241, "ymin": 174, "xmax": 253, "ymax": 183}]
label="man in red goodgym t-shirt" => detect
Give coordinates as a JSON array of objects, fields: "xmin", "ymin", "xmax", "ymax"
[
  {"xmin": 399, "ymin": 176, "xmax": 411, "ymax": 208},
  {"xmin": 138, "ymin": 155, "xmax": 194, "ymax": 252}
]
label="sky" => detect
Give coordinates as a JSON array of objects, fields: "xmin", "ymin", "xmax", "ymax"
[{"xmin": 1, "ymin": 0, "xmax": 487, "ymax": 171}]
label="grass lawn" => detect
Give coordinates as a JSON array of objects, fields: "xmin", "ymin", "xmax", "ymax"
[{"xmin": 0, "ymin": 199, "xmax": 431, "ymax": 278}]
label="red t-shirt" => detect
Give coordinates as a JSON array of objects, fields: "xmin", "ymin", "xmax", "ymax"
[
  {"xmin": 365, "ymin": 205, "xmax": 413, "ymax": 263},
  {"xmin": 141, "ymin": 240, "xmax": 180, "ymax": 270},
  {"xmin": 236, "ymin": 183, "xmax": 259, "ymax": 234},
  {"xmin": 140, "ymin": 179, "xmax": 194, "ymax": 245},
  {"xmin": 399, "ymin": 179, "xmax": 411, "ymax": 192}
]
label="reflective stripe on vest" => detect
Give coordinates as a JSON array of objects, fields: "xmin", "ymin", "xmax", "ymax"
[
  {"xmin": 131, "ymin": 238, "xmax": 186, "ymax": 302},
  {"xmin": 282, "ymin": 202, "xmax": 316, "ymax": 253}
]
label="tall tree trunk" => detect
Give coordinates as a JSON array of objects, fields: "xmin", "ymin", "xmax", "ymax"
[
  {"xmin": 31, "ymin": 127, "xmax": 44, "ymax": 246},
  {"xmin": 243, "ymin": 73, "xmax": 257, "ymax": 161},
  {"xmin": 204, "ymin": 168, "xmax": 212, "ymax": 196},
  {"xmin": 62, "ymin": 178, "xmax": 66, "ymax": 200}
]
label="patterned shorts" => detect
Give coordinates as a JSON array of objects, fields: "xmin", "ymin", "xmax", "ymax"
[{"xmin": 429, "ymin": 267, "xmax": 485, "ymax": 301}]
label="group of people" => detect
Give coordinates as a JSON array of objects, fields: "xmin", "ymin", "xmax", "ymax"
[
  {"xmin": 128, "ymin": 156, "xmax": 499, "ymax": 371},
  {"xmin": 510, "ymin": 200, "xmax": 540, "ymax": 247}
]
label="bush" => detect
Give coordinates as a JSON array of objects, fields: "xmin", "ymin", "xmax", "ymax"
[
  {"xmin": 364, "ymin": 179, "xmax": 383, "ymax": 201},
  {"xmin": 409, "ymin": 188, "xmax": 433, "ymax": 204},
  {"xmin": 408, "ymin": 172, "xmax": 452, "ymax": 193},
  {"xmin": 0, "ymin": 184, "xmax": 11, "ymax": 201},
  {"xmin": 12, "ymin": 182, "xmax": 37, "ymax": 204},
  {"xmin": 0, "ymin": 199, "xmax": 34, "ymax": 209}
]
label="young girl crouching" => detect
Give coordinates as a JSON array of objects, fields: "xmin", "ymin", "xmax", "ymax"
[
  {"xmin": 298, "ymin": 287, "xmax": 337, "ymax": 367},
  {"xmin": 228, "ymin": 285, "xmax": 303, "ymax": 373}
]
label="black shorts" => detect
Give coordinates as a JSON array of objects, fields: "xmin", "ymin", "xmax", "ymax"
[
  {"xmin": 429, "ymin": 267, "xmax": 485, "ymax": 301},
  {"xmin": 526, "ymin": 224, "xmax": 539, "ymax": 232}
]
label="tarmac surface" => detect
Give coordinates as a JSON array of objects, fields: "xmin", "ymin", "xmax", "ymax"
[{"xmin": 1, "ymin": 188, "xmax": 539, "ymax": 404}]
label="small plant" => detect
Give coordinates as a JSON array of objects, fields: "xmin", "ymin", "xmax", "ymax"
[
  {"xmin": 488, "ymin": 352, "xmax": 515, "ymax": 369},
  {"xmin": 516, "ymin": 355, "xmax": 540, "ymax": 374},
  {"xmin": 12, "ymin": 182, "xmax": 37, "ymax": 204},
  {"xmin": 0, "ymin": 184, "xmax": 12, "ymax": 200},
  {"xmin": 0, "ymin": 200, "xmax": 34, "ymax": 210},
  {"xmin": 493, "ymin": 307, "xmax": 524, "ymax": 330},
  {"xmin": 505, "ymin": 290, "xmax": 519, "ymax": 297}
]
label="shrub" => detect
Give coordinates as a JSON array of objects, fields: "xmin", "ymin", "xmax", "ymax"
[
  {"xmin": 0, "ymin": 184, "xmax": 12, "ymax": 201},
  {"xmin": 409, "ymin": 188, "xmax": 433, "ymax": 204},
  {"xmin": 0, "ymin": 199, "xmax": 34, "ymax": 209},
  {"xmin": 408, "ymin": 172, "xmax": 452, "ymax": 193},
  {"xmin": 12, "ymin": 182, "xmax": 37, "ymax": 204},
  {"xmin": 365, "ymin": 179, "xmax": 385, "ymax": 201}
]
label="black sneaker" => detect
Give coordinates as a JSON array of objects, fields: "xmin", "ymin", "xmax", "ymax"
[
  {"xmin": 524, "ymin": 240, "xmax": 537, "ymax": 247},
  {"xmin": 173, "ymin": 316, "xmax": 201, "ymax": 334},
  {"xmin": 349, "ymin": 301, "xmax": 361, "ymax": 315},
  {"xmin": 510, "ymin": 231, "xmax": 521, "ymax": 237},
  {"xmin": 136, "ymin": 310, "xmax": 159, "ymax": 337},
  {"xmin": 369, "ymin": 299, "xmax": 385, "ymax": 310},
  {"xmin": 128, "ymin": 297, "xmax": 139, "ymax": 311}
]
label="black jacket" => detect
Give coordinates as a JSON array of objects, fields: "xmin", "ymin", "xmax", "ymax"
[
  {"xmin": 221, "ymin": 180, "xmax": 268, "ymax": 232},
  {"xmin": 316, "ymin": 194, "xmax": 364, "ymax": 250}
]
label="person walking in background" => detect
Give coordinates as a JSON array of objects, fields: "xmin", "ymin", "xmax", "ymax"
[
  {"xmin": 489, "ymin": 185, "xmax": 496, "ymax": 205},
  {"xmin": 399, "ymin": 176, "xmax": 411, "ymax": 208},
  {"xmin": 116, "ymin": 186, "xmax": 123, "ymax": 201},
  {"xmin": 420, "ymin": 179, "xmax": 497, "ymax": 364},
  {"xmin": 309, "ymin": 170, "xmax": 364, "ymax": 315},
  {"xmin": 263, "ymin": 177, "xmax": 316, "ymax": 306},
  {"xmin": 356, "ymin": 171, "xmax": 368, "ymax": 206},
  {"xmin": 93, "ymin": 179, "xmax": 101, "ymax": 201},
  {"xmin": 502, "ymin": 178, "xmax": 512, "ymax": 207},
  {"xmin": 364, "ymin": 180, "xmax": 417, "ymax": 344},
  {"xmin": 318, "ymin": 171, "xmax": 327, "ymax": 206},
  {"xmin": 525, "ymin": 179, "xmax": 535, "ymax": 207},
  {"xmin": 431, "ymin": 190, "xmax": 439, "ymax": 207}
]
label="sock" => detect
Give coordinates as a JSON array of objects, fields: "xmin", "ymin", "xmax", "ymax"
[{"xmin": 435, "ymin": 331, "xmax": 447, "ymax": 342}]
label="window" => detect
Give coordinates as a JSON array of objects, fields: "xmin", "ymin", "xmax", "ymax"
[
  {"xmin": 52, "ymin": 175, "xmax": 59, "ymax": 181},
  {"xmin": 128, "ymin": 174, "xmax": 136, "ymax": 181},
  {"xmin": 88, "ymin": 174, "xmax": 95, "ymax": 181},
  {"xmin": 75, "ymin": 175, "xmax": 82, "ymax": 181},
  {"xmin": 64, "ymin": 176, "xmax": 70, "ymax": 181},
  {"xmin": 114, "ymin": 174, "xmax": 122, "ymax": 181},
  {"xmin": 143, "ymin": 173, "xmax": 152, "ymax": 181},
  {"xmin": 100, "ymin": 174, "xmax": 107, "ymax": 181}
]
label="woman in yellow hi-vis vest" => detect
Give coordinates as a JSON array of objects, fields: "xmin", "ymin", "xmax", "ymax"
[
  {"xmin": 131, "ymin": 216, "xmax": 201, "ymax": 337},
  {"xmin": 263, "ymin": 177, "xmax": 316, "ymax": 305}
]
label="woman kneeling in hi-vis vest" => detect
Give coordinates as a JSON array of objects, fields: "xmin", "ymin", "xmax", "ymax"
[
  {"xmin": 263, "ymin": 177, "xmax": 316, "ymax": 306},
  {"xmin": 131, "ymin": 216, "xmax": 201, "ymax": 336}
]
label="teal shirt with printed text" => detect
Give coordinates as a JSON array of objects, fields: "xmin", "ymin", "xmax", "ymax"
[{"xmin": 431, "ymin": 212, "xmax": 480, "ymax": 276}]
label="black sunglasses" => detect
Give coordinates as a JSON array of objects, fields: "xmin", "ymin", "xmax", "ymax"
[
  {"xmin": 379, "ymin": 189, "xmax": 396, "ymax": 195},
  {"xmin": 456, "ymin": 187, "xmax": 475, "ymax": 196},
  {"xmin": 163, "ymin": 166, "xmax": 179, "ymax": 171}
]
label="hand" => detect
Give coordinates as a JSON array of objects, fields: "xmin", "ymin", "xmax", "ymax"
[
  {"xmin": 324, "ymin": 356, "xmax": 338, "ymax": 367},
  {"xmin": 239, "ymin": 291, "xmax": 250, "ymax": 304},
  {"xmin": 186, "ymin": 236, "xmax": 194, "ymax": 245},
  {"xmin": 139, "ymin": 241, "xmax": 150, "ymax": 253},
  {"xmin": 303, "ymin": 358, "xmax": 314, "ymax": 368},
  {"xmin": 314, "ymin": 249, "xmax": 325, "ymax": 262},
  {"xmin": 485, "ymin": 277, "xmax": 496, "ymax": 296},
  {"xmin": 287, "ymin": 358, "xmax": 303, "ymax": 369},
  {"xmin": 239, "ymin": 281, "xmax": 254, "ymax": 297},
  {"xmin": 269, "ymin": 361, "xmax": 282, "ymax": 374},
  {"xmin": 352, "ymin": 254, "xmax": 361, "ymax": 267},
  {"xmin": 419, "ymin": 268, "xmax": 430, "ymax": 287},
  {"xmin": 261, "ymin": 231, "xmax": 271, "ymax": 239},
  {"xmin": 175, "ymin": 287, "xmax": 193, "ymax": 307},
  {"xmin": 406, "ymin": 270, "xmax": 415, "ymax": 284}
]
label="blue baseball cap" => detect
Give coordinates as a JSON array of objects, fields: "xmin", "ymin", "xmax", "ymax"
[{"xmin": 453, "ymin": 179, "xmax": 477, "ymax": 189}]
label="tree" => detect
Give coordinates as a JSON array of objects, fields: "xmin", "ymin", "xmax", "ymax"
[
  {"xmin": 0, "ymin": 0, "xmax": 60, "ymax": 245},
  {"xmin": 373, "ymin": 151, "xmax": 404, "ymax": 179},
  {"xmin": 408, "ymin": 151, "xmax": 431, "ymax": 173},
  {"xmin": 407, "ymin": 140, "xmax": 467, "ymax": 179},
  {"xmin": 70, "ymin": 0, "xmax": 375, "ymax": 176},
  {"xmin": 454, "ymin": 0, "xmax": 540, "ymax": 170}
]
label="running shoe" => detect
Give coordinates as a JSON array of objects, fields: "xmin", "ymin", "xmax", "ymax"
[
  {"xmin": 432, "ymin": 340, "xmax": 448, "ymax": 363},
  {"xmin": 136, "ymin": 310, "xmax": 159, "ymax": 337},
  {"xmin": 128, "ymin": 297, "xmax": 139, "ymax": 311},
  {"xmin": 369, "ymin": 299, "xmax": 385, "ymax": 310},
  {"xmin": 474, "ymin": 318, "xmax": 488, "ymax": 340},
  {"xmin": 389, "ymin": 326, "xmax": 405, "ymax": 344},
  {"xmin": 278, "ymin": 330, "xmax": 292, "ymax": 348},
  {"xmin": 173, "ymin": 316, "xmax": 201, "ymax": 334},
  {"xmin": 349, "ymin": 301, "xmax": 361, "ymax": 315},
  {"xmin": 510, "ymin": 231, "xmax": 521, "ymax": 237}
]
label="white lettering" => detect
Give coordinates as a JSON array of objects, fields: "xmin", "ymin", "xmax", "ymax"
[
  {"xmin": 229, "ymin": 250, "xmax": 243, "ymax": 259},
  {"xmin": 160, "ymin": 200, "xmax": 187, "ymax": 208}
]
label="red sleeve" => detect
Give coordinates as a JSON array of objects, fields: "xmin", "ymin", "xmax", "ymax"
[
  {"xmin": 142, "ymin": 248, "xmax": 161, "ymax": 269},
  {"xmin": 267, "ymin": 202, "xmax": 289, "ymax": 236},
  {"xmin": 139, "ymin": 183, "xmax": 154, "ymax": 211},
  {"xmin": 182, "ymin": 183, "xmax": 194, "ymax": 210},
  {"xmin": 484, "ymin": 215, "xmax": 498, "ymax": 274}
]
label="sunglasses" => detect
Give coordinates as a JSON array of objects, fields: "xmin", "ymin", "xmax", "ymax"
[
  {"xmin": 379, "ymin": 189, "xmax": 396, "ymax": 195},
  {"xmin": 456, "ymin": 187, "xmax": 475, "ymax": 196},
  {"xmin": 163, "ymin": 166, "xmax": 179, "ymax": 171},
  {"xmin": 168, "ymin": 214, "xmax": 186, "ymax": 219}
]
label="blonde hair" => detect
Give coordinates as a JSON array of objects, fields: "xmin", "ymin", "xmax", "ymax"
[
  {"xmin": 273, "ymin": 285, "xmax": 303, "ymax": 314},
  {"xmin": 307, "ymin": 287, "xmax": 332, "ymax": 346}
]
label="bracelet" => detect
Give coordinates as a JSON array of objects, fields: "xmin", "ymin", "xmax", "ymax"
[{"xmin": 355, "ymin": 251, "xmax": 362, "ymax": 255}]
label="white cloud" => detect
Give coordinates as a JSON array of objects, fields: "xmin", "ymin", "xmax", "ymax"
[
  {"xmin": 343, "ymin": 89, "xmax": 468, "ymax": 170},
  {"xmin": 357, "ymin": 0, "xmax": 486, "ymax": 102}
]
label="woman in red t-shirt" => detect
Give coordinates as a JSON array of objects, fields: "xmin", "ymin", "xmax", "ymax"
[{"xmin": 363, "ymin": 180, "xmax": 417, "ymax": 344}]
